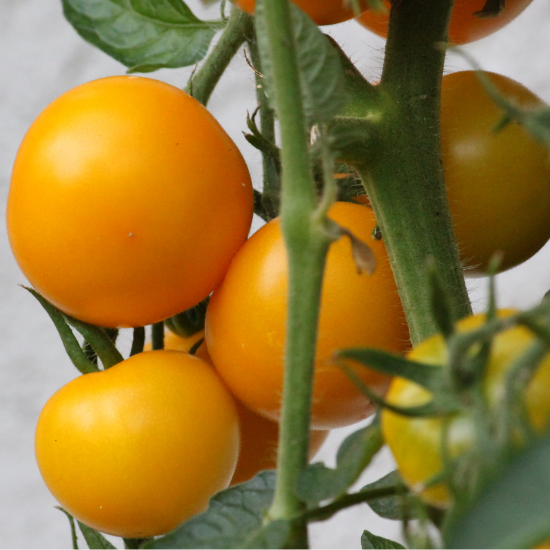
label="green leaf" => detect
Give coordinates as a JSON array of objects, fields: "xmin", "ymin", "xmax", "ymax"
[
  {"xmin": 255, "ymin": 2, "xmax": 347, "ymax": 124},
  {"xmin": 361, "ymin": 530, "xmax": 405, "ymax": 549},
  {"xmin": 25, "ymin": 287, "xmax": 99, "ymax": 375},
  {"xmin": 296, "ymin": 422, "xmax": 383, "ymax": 505},
  {"xmin": 242, "ymin": 519, "xmax": 291, "ymax": 549},
  {"xmin": 362, "ymin": 471, "xmax": 417, "ymax": 520},
  {"xmin": 77, "ymin": 521, "xmax": 116, "ymax": 549},
  {"xmin": 444, "ymin": 433, "xmax": 550, "ymax": 549},
  {"xmin": 145, "ymin": 471, "xmax": 279, "ymax": 549},
  {"xmin": 337, "ymin": 347, "xmax": 444, "ymax": 392},
  {"xmin": 61, "ymin": 0, "xmax": 225, "ymax": 72}
]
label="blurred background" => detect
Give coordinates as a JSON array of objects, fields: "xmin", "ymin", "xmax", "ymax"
[{"xmin": 1, "ymin": 0, "xmax": 549, "ymax": 547}]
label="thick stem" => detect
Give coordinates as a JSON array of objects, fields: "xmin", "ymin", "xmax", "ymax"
[
  {"xmin": 360, "ymin": 0, "xmax": 471, "ymax": 345},
  {"xmin": 186, "ymin": 7, "xmax": 253, "ymax": 106},
  {"xmin": 257, "ymin": 0, "xmax": 330, "ymax": 546}
]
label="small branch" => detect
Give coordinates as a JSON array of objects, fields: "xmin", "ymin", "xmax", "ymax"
[{"xmin": 186, "ymin": 7, "xmax": 254, "ymax": 106}]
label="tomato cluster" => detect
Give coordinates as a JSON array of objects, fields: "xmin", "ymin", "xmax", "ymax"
[{"xmin": 7, "ymin": 0, "xmax": 549, "ymax": 540}]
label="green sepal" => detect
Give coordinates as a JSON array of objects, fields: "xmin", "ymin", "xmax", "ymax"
[
  {"xmin": 361, "ymin": 530, "xmax": 405, "ymax": 549},
  {"xmin": 165, "ymin": 299, "xmax": 209, "ymax": 338},
  {"xmin": 55, "ymin": 507, "xmax": 79, "ymax": 549},
  {"xmin": 339, "ymin": 363, "xmax": 459, "ymax": 417},
  {"xmin": 474, "ymin": 0, "xmax": 505, "ymax": 18},
  {"xmin": 61, "ymin": 0, "xmax": 225, "ymax": 73},
  {"xmin": 337, "ymin": 347, "xmax": 445, "ymax": 392},
  {"xmin": 62, "ymin": 315, "xmax": 124, "ymax": 369},
  {"xmin": 144, "ymin": 471, "xmax": 278, "ymax": 549},
  {"xmin": 255, "ymin": 1, "xmax": 347, "ymax": 124},
  {"xmin": 296, "ymin": 421, "xmax": 383, "ymax": 505},
  {"xmin": 444, "ymin": 432, "xmax": 550, "ymax": 549},
  {"xmin": 77, "ymin": 521, "xmax": 116, "ymax": 549},
  {"xmin": 25, "ymin": 287, "xmax": 99, "ymax": 375}
]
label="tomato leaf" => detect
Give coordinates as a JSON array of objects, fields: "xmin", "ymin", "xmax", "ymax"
[
  {"xmin": 254, "ymin": 1, "xmax": 347, "ymax": 124},
  {"xmin": 336, "ymin": 347, "xmax": 444, "ymax": 392},
  {"xmin": 444, "ymin": 433, "xmax": 550, "ymax": 549},
  {"xmin": 361, "ymin": 530, "xmax": 405, "ymax": 549},
  {"xmin": 77, "ymin": 521, "xmax": 116, "ymax": 549},
  {"xmin": 362, "ymin": 471, "xmax": 419, "ymax": 520},
  {"xmin": 144, "ymin": 471, "xmax": 283, "ymax": 549},
  {"xmin": 24, "ymin": 287, "xmax": 99, "ymax": 375},
  {"xmin": 296, "ymin": 422, "xmax": 383, "ymax": 506},
  {"xmin": 61, "ymin": 0, "xmax": 225, "ymax": 73}
]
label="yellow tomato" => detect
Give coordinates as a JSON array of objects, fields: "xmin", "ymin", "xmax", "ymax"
[{"xmin": 35, "ymin": 351, "xmax": 240, "ymax": 538}]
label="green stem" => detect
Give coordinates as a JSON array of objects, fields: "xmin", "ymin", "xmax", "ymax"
[
  {"xmin": 257, "ymin": 0, "xmax": 331, "ymax": 547},
  {"xmin": 186, "ymin": 7, "xmax": 253, "ymax": 106},
  {"xmin": 358, "ymin": 0, "xmax": 471, "ymax": 345},
  {"xmin": 248, "ymin": 37, "xmax": 281, "ymax": 217}
]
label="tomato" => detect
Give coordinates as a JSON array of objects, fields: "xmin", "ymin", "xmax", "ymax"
[
  {"xmin": 357, "ymin": 0, "xmax": 533, "ymax": 45},
  {"xmin": 382, "ymin": 310, "xmax": 550, "ymax": 508},
  {"xmin": 159, "ymin": 335, "xmax": 329, "ymax": 485},
  {"xmin": 35, "ymin": 350, "xmax": 240, "ymax": 538},
  {"xmin": 234, "ymin": 0, "xmax": 368, "ymax": 26},
  {"xmin": 205, "ymin": 201, "xmax": 410, "ymax": 430},
  {"xmin": 144, "ymin": 329, "xmax": 205, "ymax": 353},
  {"xmin": 440, "ymin": 71, "xmax": 550, "ymax": 275},
  {"xmin": 7, "ymin": 76, "xmax": 253, "ymax": 328}
]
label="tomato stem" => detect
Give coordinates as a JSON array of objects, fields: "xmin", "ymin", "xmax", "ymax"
[
  {"xmin": 255, "ymin": 0, "xmax": 332, "ymax": 546},
  {"xmin": 356, "ymin": 0, "xmax": 472, "ymax": 345},
  {"xmin": 186, "ymin": 7, "xmax": 254, "ymax": 106}
]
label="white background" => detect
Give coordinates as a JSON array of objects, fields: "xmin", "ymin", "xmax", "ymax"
[{"xmin": 1, "ymin": 0, "xmax": 549, "ymax": 547}]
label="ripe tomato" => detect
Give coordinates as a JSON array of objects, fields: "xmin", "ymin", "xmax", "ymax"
[
  {"xmin": 382, "ymin": 310, "xmax": 550, "ymax": 508},
  {"xmin": 234, "ymin": 0, "xmax": 368, "ymax": 26},
  {"xmin": 158, "ymin": 335, "xmax": 329, "ymax": 485},
  {"xmin": 35, "ymin": 351, "xmax": 240, "ymax": 538},
  {"xmin": 441, "ymin": 71, "xmax": 550, "ymax": 275},
  {"xmin": 205, "ymin": 201, "xmax": 410, "ymax": 430},
  {"xmin": 144, "ymin": 329, "xmax": 205, "ymax": 353},
  {"xmin": 7, "ymin": 76, "xmax": 253, "ymax": 328},
  {"xmin": 357, "ymin": 0, "xmax": 533, "ymax": 45}
]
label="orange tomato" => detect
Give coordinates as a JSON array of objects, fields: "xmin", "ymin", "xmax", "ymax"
[
  {"xmin": 205, "ymin": 202, "xmax": 410, "ymax": 430},
  {"xmin": 441, "ymin": 71, "xmax": 550, "ymax": 275},
  {"xmin": 357, "ymin": 0, "xmax": 533, "ymax": 45},
  {"xmin": 7, "ymin": 76, "xmax": 253, "ymax": 328},
  {"xmin": 234, "ymin": 0, "xmax": 368, "ymax": 26},
  {"xmin": 35, "ymin": 351, "xmax": 240, "ymax": 538}
]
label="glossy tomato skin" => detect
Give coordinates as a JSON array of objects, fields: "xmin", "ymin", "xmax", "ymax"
[
  {"xmin": 35, "ymin": 351, "xmax": 240, "ymax": 538},
  {"xmin": 441, "ymin": 71, "xmax": 550, "ymax": 275},
  {"xmin": 206, "ymin": 201, "xmax": 410, "ymax": 430},
  {"xmin": 382, "ymin": 310, "xmax": 550, "ymax": 508},
  {"xmin": 7, "ymin": 76, "xmax": 253, "ymax": 328},
  {"xmin": 357, "ymin": 0, "xmax": 533, "ymax": 44},
  {"xmin": 160, "ymin": 336, "xmax": 329, "ymax": 485},
  {"xmin": 234, "ymin": 0, "xmax": 368, "ymax": 25}
]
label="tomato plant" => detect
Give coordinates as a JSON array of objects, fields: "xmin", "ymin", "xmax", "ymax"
[
  {"xmin": 357, "ymin": 0, "xmax": 534, "ymax": 44},
  {"xmin": 441, "ymin": 71, "xmax": 550, "ymax": 275},
  {"xmin": 233, "ymin": 0, "xmax": 368, "ymax": 25},
  {"xmin": 205, "ymin": 201, "xmax": 410, "ymax": 430},
  {"xmin": 382, "ymin": 310, "xmax": 550, "ymax": 508},
  {"xmin": 7, "ymin": 75, "xmax": 253, "ymax": 328},
  {"xmin": 34, "ymin": 350, "xmax": 240, "ymax": 538}
]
